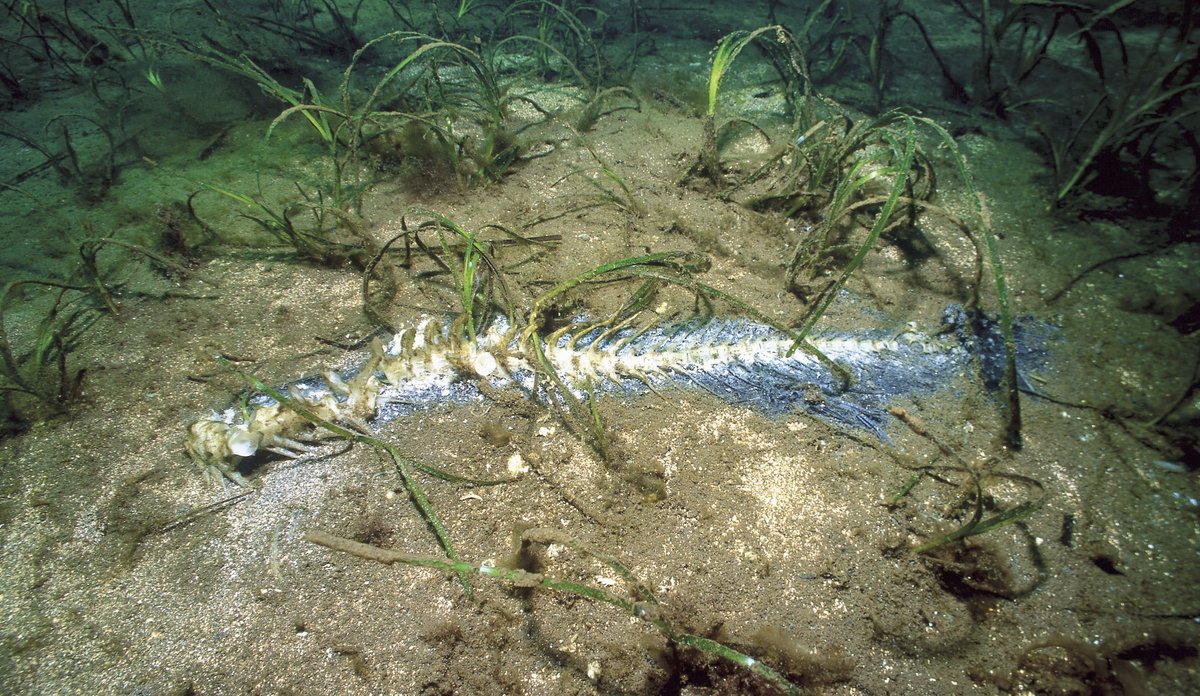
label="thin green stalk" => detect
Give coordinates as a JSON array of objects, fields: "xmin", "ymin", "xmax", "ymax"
[
  {"xmin": 529, "ymin": 336, "xmax": 609, "ymax": 460},
  {"xmin": 0, "ymin": 279, "xmax": 93, "ymax": 411},
  {"xmin": 691, "ymin": 25, "xmax": 795, "ymax": 185},
  {"xmin": 405, "ymin": 208, "xmax": 505, "ymax": 341},
  {"xmin": 0, "ymin": 280, "xmax": 80, "ymax": 396},
  {"xmin": 914, "ymin": 115, "xmax": 1023, "ymax": 448},
  {"xmin": 563, "ymin": 130, "xmax": 645, "ymax": 215},
  {"xmin": 912, "ymin": 472, "xmax": 1046, "ymax": 553},
  {"xmin": 1053, "ymin": 77, "xmax": 1200, "ymax": 204},
  {"xmin": 790, "ymin": 116, "xmax": 917, "ymax": 349},
  {"xmin": 305, "ymin": 529, "xmax": 803, "ymax": 695},
  {"xmin": 522, "ymin": 251, "xmax": 710, "ymax": 345}
]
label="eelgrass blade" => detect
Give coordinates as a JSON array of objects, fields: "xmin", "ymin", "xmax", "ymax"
[
  {"xmin": 912, "ymin": 472, "xmax": 1046, "ymax": 553},
  {"xmin": 523, "ymin": 251, "xmax": 711, "ymax": 343},
  {"xmin": 789, "ymin": 114, "xmax": 917, "ymax": 350},
  {"xmin": 673, "ymin": 634, "xmax": 803, "ymax": 696},
  {"xmin": 305, "ymin": 529, "xmax": 804, "ymax": 696},
  {"xmin": 529, "ymin": 335, "xmax": 610, "ymax": 460},
  {"xmin": 706, "ymin": 27, "xmax": 786, "ymax": 117},
  {"xmin": 1, "ymin": 279, "xmax": 92, "ymax": 407},
  {"xmin": 912, "ymin": 115, "xmax": 1023, "ymax": 448},
  {"xmin": 406, "ymin": 207, "xmax": 506, "ymax": 342}
]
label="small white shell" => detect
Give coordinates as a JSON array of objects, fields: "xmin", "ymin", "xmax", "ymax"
[
  {"xmin": 473, "ymin": 350, "xmax": 498, "ymax": 377},
  {"xmin": 228, "ymin": 427, "xmax": 261, "ymax": 457},
  {"xmin": 506, "ymin": 452, "xmax": 529, "ymax": 475}
]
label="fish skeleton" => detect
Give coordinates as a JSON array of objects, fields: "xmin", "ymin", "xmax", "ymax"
[{"xmin": 185, "ymin": 307, "xmax": 1042, "ymax": 484}]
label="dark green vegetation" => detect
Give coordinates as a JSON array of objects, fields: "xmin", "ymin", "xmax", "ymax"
[{"xmin": 1, "ymin": 1, "xmax": 1196, "ymax": 694}]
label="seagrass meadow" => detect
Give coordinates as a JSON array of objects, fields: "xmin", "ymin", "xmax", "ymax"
[{"xmin": 0, "ymin": 1, "xmax": 1197, "ymax": 693}]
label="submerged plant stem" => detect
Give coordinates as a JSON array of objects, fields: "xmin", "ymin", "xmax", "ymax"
[{"xmin": 305, "ymin": 529, "xmax": 803, "ymax": 695}]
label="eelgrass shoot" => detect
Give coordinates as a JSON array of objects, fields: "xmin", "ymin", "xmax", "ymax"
[
  {"xmin": 0, "ymin": 279, "xmax": 95, "ymax": 419},
  {"xmin": 689, "ymin": 25, "xmax": 807, "ymax": 186},
  {"xmin": 305, "ymin": 527, "xmax": 805, "ymax": 696}
]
